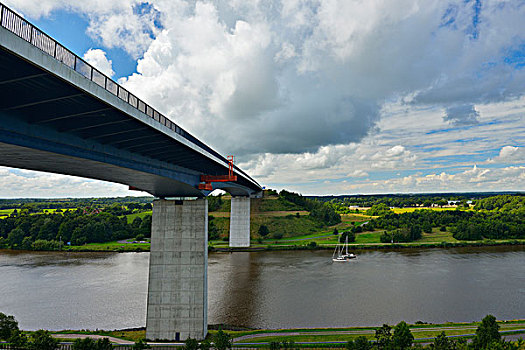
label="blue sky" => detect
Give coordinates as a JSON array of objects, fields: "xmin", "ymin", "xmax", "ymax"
[
  {"xmin": 31, "ymin": 10, "xmax": 138, "ymax": 78},
  {"xmin": 1, "ymin": 0, "xmax": 524, "ymax": 197}
]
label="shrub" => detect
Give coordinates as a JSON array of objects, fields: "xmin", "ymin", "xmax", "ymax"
[
  {"xmin": 31, "ymin": 330, "xmax": 59, "ymax": 350},
  {"xmin": 258, "ymin": 225, "xmax": 269, "ymax": 237},
  {"xmin": 213, "ymin": 329, "xmax": 231, "ymax": 350},
  {"xmin": 0, "ymin": 312, "xmax": 19, "ymax": 341},
  {"xmin": 272, "ymin": 233, "xmax": 283, "ymax": 240}
]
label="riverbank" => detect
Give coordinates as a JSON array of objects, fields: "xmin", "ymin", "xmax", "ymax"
[
  {"xmin": 25, "ymin": 237, "xmax": 523, "ymax": 253},
  {"xmin": 19, "ymin": 319, "xmax": 525, "ymax": 347}
]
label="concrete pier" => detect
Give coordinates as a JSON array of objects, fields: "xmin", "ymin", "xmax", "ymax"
[
  {"xmin": 146, "ymin": 199, "xmax": 208, "ymax": 341},
  {"xmin": 229, "ymin": 196, "xmax": 251, "ymax": 248}
]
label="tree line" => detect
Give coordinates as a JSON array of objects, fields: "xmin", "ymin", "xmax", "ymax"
[
  {"xmin": 362, "ymin": 196, "xmax": 524, "ymax": 243},
  {"xmin": 3, "ymin": 312, "xmax": 520, "ymax": 350},
  {"xmin": 0, "ymin": 207, "xmax": 151, "ymax": 250},
  {"xmin": 279, "ymin": 190, "xmax": 341, "ymax": 226}
]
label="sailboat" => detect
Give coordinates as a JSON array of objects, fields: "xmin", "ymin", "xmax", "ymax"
[{"xmin": 332, "ymin": 235, "xmax": 357, "ymax": 262}]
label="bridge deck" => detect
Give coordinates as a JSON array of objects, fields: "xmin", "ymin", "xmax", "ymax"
[{"xmin": 0, "ymin": 3, "xmax": 261, "ymax": 197}]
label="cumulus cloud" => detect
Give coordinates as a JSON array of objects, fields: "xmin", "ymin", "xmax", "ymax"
[
  {"xmin": 319, "ymin": 165, "xmax": 525, "ymax": 195},
  {"xmin": 0, "ymin": 167, "xmax": 147, "ymax": 198},
  {"xmin": 5, "ymin": 0, "xmax": 162, "ymax": 58},
  {"xmin": 488, "ymin": 146, "xmax": 525, "ymax": 163},
  {"xmin": 83, "ymin": 49, "xmax": 115, "ymax": 77},
  {"xmin": 4, "ymin": 0, "xmax": 525, "ymax": 196}
]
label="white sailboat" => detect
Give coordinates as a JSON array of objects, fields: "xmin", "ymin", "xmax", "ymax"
[{"xmin": 332, "ymin": 234, "xmax": 357, "ymax": 262}]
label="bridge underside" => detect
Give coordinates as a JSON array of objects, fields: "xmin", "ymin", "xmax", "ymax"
[
  {"xmin": 0, "ymin": 16, "xmax": 258, "ymax": 341},
  {"xmin": 0, "ymin": 32, "xmax": 258, "ymax": 197}
]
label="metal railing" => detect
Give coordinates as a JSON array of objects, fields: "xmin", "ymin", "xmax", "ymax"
[{"xmin": 0, "ymin": 2, "xmax": 249, "ymax": 178}]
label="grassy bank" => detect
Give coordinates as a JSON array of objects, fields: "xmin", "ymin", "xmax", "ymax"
[{"xmin": 39, "ymin": 319, "xmax": 525, "ymax": 346}]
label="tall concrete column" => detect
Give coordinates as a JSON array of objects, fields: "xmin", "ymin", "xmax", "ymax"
[
  {"xmin": 146, "ymin": 199, "xmax": 208, "ymax": 341},
  {"xmin": 229, "ymin": 196, "xmax": 251, "ymax": 248}
]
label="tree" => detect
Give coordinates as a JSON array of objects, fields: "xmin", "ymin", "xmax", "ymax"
[
  {"xmin": 472, "ymin": 315, "xmax": 501, "ymax": 349},
  {"xmin": 72, "ymin": 338, "xmax": 97, "ymax": 350},
  {"xmin": 258, "ymin": 225, "xmax": 269, "ymax": 238},
  {"xmin": 199, "ymin": 339, "xmax": 211, "ymax": 350},
  {"xmin": 8, "ymin": 329, "xmax": 28, "ymax": 348},
  {"xmin": 392, "ymin": 321, "xmax": 414, "ymax": 349},
  {"xmin": 0, "ymin": 312, "xmax": 19, "ymax": 340},
  {"xmin": 333, "ymin": 228, "xmax": 339, "ymax": 235},
  {"xmin": 346, "ymin": 336, "xmax": 371, "ymax": 350},
  {"xmin": 7, "ymin": 227, "xmax": 25, "ymax": 248},
  {"xmin": 95, "ymin": 338, "xmax": 113, "ymax": 350},
  {"xmin": 184, "ymin": 337, "xmax": 199, "ymax": 350},
  {"xmin": 213, "ymin": 329, "xmax": 231, "ymax": 350},
  {"xmin": 133, "ymin": 339, "xmax": 151, "ymax": 350},
  {"xmin": 431, "ymin": 331, "xmax": 455, "ymax": 350},
  {"xmin": 375, "ymin": 324, "xmax": 392, "ymax": 349},
  {"xmin": 30, "ymin": 330, "xmax": 59, "ymax": 350}
]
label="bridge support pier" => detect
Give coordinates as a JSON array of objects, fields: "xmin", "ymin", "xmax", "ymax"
[
  {"xmin": 229, "ymin": 196, "xmax": 251, "ymax": 247},
  {"xmin": 146, "ymin": 199, "xmax": 208, "ymax": 341}
]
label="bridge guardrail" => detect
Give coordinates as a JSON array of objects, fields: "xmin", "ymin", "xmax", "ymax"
[{"xmin": 0, "ymin": 2, "xmax": 258, "ymax": 186}]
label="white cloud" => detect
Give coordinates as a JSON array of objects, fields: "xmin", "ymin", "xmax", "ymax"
[
  {"xmin": 3, "ymin": 0, "xmax": 525, "ymax": 196},
  {"xmin": 83, "ymin": 49, "xmax": 114, "ymax": 77},
  {"xmin": 0, "ymin": 167, "xmax": 149, "ymax": 198},
  {"xmin": 5, "ymin": 0, "xmax": 161, "ymax": 58},
  {"xmin": 487, "ymin": 146, "xmax": 525, "ymax": 163}
]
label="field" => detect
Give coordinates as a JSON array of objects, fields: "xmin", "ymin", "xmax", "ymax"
[
  {"xmin": 391, "ymin": 207, "xmax": 468, "ymax": 214},
  {"xmin": 124, "ymin": 210, "xmax": 152, "ymax": 223},
  {"xmin": 0, "ymin": 208, "xmax": 77, "ymax": 219}
]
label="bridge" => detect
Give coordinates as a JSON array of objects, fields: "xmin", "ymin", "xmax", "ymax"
[{"xmin": 0, "ymin": 3, "xmax": 261, "ymax": 340}]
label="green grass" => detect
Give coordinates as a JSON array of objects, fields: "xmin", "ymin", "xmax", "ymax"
[
  {"xmin": 123, "ymin": 210, "xmax": 152, "ymax": 224},
  {"xmin": 67, "ymin": 241, "xmax": 150, "ymax": 252},
  {"xmin": 229, "ymin": 320, "xmax": 525, "ymax": 345},
  {"xmin": 0, "ymin": 208, "xmax": 77, "ymax": 219},
  {"xmin": 419, "ymin": 229, "xmax": 459, "ymax": 243},
  {"xmin": 354, "ymin": 231, "xmax": 382, "ymax": 244}
]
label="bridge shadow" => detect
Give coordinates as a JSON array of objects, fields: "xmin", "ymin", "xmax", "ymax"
[{"xmin": 208, "ymin": 252, "xmax": 262, "ymax": 328}]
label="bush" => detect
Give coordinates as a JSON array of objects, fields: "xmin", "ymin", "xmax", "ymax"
[
  {"xmin": 258, "ymin": 225, "xmax": 269, "ymax": 237},
  {"xmin": 133, "ymin": 339, "xmax": 150, "ymax": 350},
  {"xmin": 0, "ymin": 312, "xmax": 19, "ymax": 341},
  {"xmin": 31, "ymin": 330, "xmax": 59, "ymax": 350},
  {"xmin": 213, "ymin": 329, "xmax": 231, "ymax": 350},
  {"xmin": 184, "ymin": 337, "xmax": 199, "ymax": 350},
  {"xmin": 307, "ymin": 241, "xmax": 317, "ymax": 249},
  {"xmin": 472, "ymin": 315, "xmax": 501, "ymax": 349},
  {"xmin": 272, "ymin": 233, "xmax": 283, "ymax": 240}
]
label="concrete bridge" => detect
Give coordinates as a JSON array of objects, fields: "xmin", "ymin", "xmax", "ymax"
[{"xmin": 0, "ymin": 3, "xmax": 261, "ymax": 340}]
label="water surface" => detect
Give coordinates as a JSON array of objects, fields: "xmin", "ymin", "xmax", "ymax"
[{"xmin": 0, "ymin": 246, "xmax": 523, "ymax": 330}]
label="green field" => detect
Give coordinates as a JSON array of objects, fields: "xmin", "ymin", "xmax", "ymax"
[
  {"xmin": 67, "ymin": 240, "xmax": 150, "ymax": 252},
  {"xmin": 123, "ymin": 210, "xmax": 152, "ymax": 224}
]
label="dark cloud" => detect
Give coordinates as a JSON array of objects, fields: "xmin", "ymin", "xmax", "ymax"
[{"xmin": 444, "ymin": 104, "xmax": 480, "ymax": 125}]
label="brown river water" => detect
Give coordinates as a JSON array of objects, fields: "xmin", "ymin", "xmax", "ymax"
[{"xmin": 0, "ymin": 246, "xmax": 523, "ymax": 330}]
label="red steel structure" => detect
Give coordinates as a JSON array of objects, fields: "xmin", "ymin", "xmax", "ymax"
[{"xmin": 198, "ymin": 155, "xmax": 237, "ymax": 190}]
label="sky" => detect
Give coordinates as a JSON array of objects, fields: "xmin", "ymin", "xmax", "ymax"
[{"xmin": 1, "ymin": 0, "xmax": 524, "ymax": 197}]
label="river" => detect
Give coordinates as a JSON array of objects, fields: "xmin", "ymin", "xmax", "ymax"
[{"xmin": 0, "ymin": 246, "xmax": 524, "ymax": 330}]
